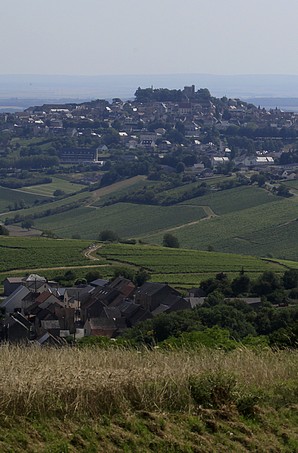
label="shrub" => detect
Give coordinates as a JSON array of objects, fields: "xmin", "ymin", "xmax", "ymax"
[
  {"xmin": 98, "ymin": 230, "xmax": 119, "ymax": 242},
  {"xmin": 189, "ymin": 371, "xmax": 238, "ymax": 409},
  {"xmin": 163, "ymin": 233, "xmax": 179, "ymax": 248}
]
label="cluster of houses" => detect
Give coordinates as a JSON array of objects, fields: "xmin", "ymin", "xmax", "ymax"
[
  {"xmin": 1, "ymin": 85, "xmax": 298, "ymax": 177},
  {"xmin": 0, "ymin": 273, "xmax": 202, "ymax": 345}
]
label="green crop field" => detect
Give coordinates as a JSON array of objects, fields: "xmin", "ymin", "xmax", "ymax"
[
  {"xmin": 96, "ymin": 243, "xmax": 294, "ymax": 287},
  {"xmin": 0, "ymin": 239, "xmax": 297, "ymax": 290},
  {"xmin": 145, "ymin": 197, "xmax": 298, "ymax": 261},
  {"xmin": 34, "ymin": 203, "xmax": 207, "ymax": 239},
  {"xmin": 91, "ymin": 177, "xmax": 157, "ymax": 207},
  {"xmin": 21, "ymin": 176, "xmax": 86, "ymax": 197},
  {"xmin": 0, "ymin": 187, "xmax": 48, "ymax": 214},
  {"xmin": 0, "ymin": 236, "xmax": 93, "ymax": 273},
  {"xmin": 183, "ymin": 185, "xmax": 279, "ymax": 214},
  {"xmin": 0, "ymin": 190, "xmax": 90, "ymax": 222}
]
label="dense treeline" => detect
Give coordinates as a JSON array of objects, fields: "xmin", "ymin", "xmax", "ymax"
[{"xmin": 123, "ymin": 270, "xmax": 298, "ymax": 348}]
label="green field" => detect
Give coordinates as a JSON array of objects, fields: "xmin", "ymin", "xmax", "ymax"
[
  {"xmin": 182, "ymin": 185, "xmax": 279, "ymax": 214},
  {"xmin": 2, "ymin": 180, "xmax": 298, "ymax": 262},
  {"xmin": 1, "ymin": 238, "xmax": 296, "ymax": 290},
  {"xmin": 34, "ymin": 203, "xmax": 206, "ymax": 239},
  {"xmin": 96, "ymin": 243, "xmax": 294, "ymax": 287},
  {"xmin": 145, "ymin": 196, "xmax": 298, "ymax": 261},
  {"xmin": 21, "ymin": 176, "xmax": 86, "ymax": 197},
  {"xmin": 0, "ymin": 236, "xmax": 93, "ymax": 273},
  {"xmin": 0, "ymin": 190, "xmax": 90, "ymax": 222},
  {"xmin": 0, "ymin": 187, "xmax": 48, "ymax": 214},
  {"xmin": 283, "ymin": 179, "xmax": 298, "ymax": 190}
]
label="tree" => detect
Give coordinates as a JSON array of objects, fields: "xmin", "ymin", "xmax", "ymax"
[
  {"xmin": 85, "ymin": 270, "xmax": 102, "ymax": 283},
  {"xmin": 163, "ymin": 233, "xmax": 180, "ymax": 248},
  {"xmin": 283, "ymin": 269, "xmax": 298, "ymax": 289},
  {"xmin": 98, "ymin": 230, "xmax": 119, "ymax": 242},
  {"xmin": 21, "ymin": 220, "xmax": 34, "ymax": 230},
  {"xmin": 231, "ymin": 274, "xmax": 251, "ymax": 296},
  {"xmin": 135, "ymin": 268, "xmax": 150, "ymax": 286},
  {"xmin": 0, "ymin": 225, "xmax": 9, "ymax": 236},
  {"xmin": 53, "ymin": 189, "xmax": 65, "ymax": 197}
]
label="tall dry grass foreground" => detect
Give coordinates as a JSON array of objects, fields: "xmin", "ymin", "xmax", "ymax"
[{"xmin": 0, "ymin": 345, "xmax": 297, "ymax": 417}]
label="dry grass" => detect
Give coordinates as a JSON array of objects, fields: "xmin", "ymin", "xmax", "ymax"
[{"xmin": 0, "ymin": 345, "xmax": 297, "ymax": 418}]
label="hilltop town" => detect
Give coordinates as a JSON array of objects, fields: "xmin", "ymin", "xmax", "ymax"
[{"xmin": 0, "ymin": 85, "xmax": 297, "ymax": 189}]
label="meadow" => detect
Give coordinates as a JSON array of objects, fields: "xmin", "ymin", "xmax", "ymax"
[{"xmin": 0, "ymin": 345, "xmax": 297, "ymax": 452}]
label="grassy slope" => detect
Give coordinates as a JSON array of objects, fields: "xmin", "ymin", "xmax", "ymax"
[
  {"xmin": 0, "ymin": 346, "xmax": 297, "ymax": 452},
  {"xmin": 96, "ymin": 243, "xmax": 293, "ymax": 287},
  {"xmin": 183, "ymin": 185, "xmax": 279, "ymax": 214},
  {"xmin": 20, "ymin": 176, "xmax": 86, "ymax": 197},
  {"xmin": 34, "ymin": 204, "xmax": 207, "ymax": 239},
  {"xmin": 0, "ymin": 238, "xmax": 297, "ymax": 289},
  {"xmin": 0, "ymin": 236, "xmax": 93, "ymax": 272},
  {"xmin": 2, "ymin": 181, "xmax": 298, "ymax": 261},
  {"xmin": 145, "ymin": 197, "xmax": 298, "ymax": 261},
  {"xmin": 0, "ymin": 187, "xmax": 48, "ymax": 213}
]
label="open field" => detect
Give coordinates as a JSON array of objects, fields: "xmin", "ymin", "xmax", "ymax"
[
  {"xmin": 96, "ymin": 243, "xmax": 293, "ymax": 287},
  {"xmin": 145, "ymin": 197, "xmax": 298, "ymax": 261},
  {"xmin": 34, "ymin": 203, "xmax": 207, "ymax": 239},
  {"xmin": 88, "ymin": 175, "xmax": 149, "ymax": 206},
  {"xmin": 20, "ymin": 176, "xmax": 86, "ymax": 197},
  {"xmin": 0, "ymin": 236, "xmax": 93, "ymax": 273},
  {"xmin": 0, "ymin": 190, "xmax": 90, "ymax": 222},
  {"xmin": 0, "ymin": 345, "xmax": 297, "ymax": 452},
  {"xmin": 1, "ymin": 239, "xmax": 297, "ymax": 290},
  {"xmin": 0, "ymin": 187, "xmax": 48, "ymax": 214},
  {"xmin": 183, "ymin": 185, "xmax": 279, "ymax": 215},
  {"xmin": 2, "ymin": 181, "xmax": 298, "ymax": 261},
  {"xmin": 283, "ymin": 179, "xmax": 298, "ymax": 190}
]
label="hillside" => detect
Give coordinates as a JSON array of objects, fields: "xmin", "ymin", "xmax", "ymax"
[
  {"xmin": 0, "ymin": 237, "xmax": 297, "ymax": 291},
  {"xmin": 11, "ymin": 180, "xmax": 296, "ymax": 261}
]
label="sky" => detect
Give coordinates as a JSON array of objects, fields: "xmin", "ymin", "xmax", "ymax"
[{"xmin": 1, "ymin": 0, "xmax": 298, "ymax": 76}]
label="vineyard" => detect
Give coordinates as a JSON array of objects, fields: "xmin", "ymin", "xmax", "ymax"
[
  {"xmin": 183, "ymin": 185, "xmax": 279, "ymax": 214},
  {"xmin": 0, "ymin": 187, "xmax": 48, "ymax": 214},
  {"xmin": 96, "ymin": 243, "xmax": 293, "ymax": 287},
  {"xmin": 0, "ymin": 236, "xmax": 93, "ymax": 273},
  {"xmin": 145, "ymin": 197, "xmax": 298, "ymax": 261},
  {"xmin": 34, "ymin": 203, "xmax": 207, "ymax": 239}
]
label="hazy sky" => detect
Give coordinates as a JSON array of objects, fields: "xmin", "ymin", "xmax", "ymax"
[{"xmin": 1, "ymin": 0, "xmax": 298, "ymax": 76}]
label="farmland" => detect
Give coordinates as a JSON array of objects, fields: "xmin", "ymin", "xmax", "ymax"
[
  {"xmin": 1, "ymin": 238, "xmax": 297, "ymax": 290},
  {"xmin": 0, "ymin": 187, "xmax": 48, "ymax": 214},
  {"xmin": 0, "ymin": 236, "xmax": 93, "ymax": 273},
  {"xmin": 1, "ymin": 179, "xmax": 298, "ymax": 262},
  {"xmin": 96, "ymin": 243, "xmax": 294, "ymax": 287},
  {"xmin": 182, "ymin": 185, "xmax": 279, "ymax": 214},
  {"xmin": 0, "ymin": 190, "xmax": 90, "ymax": 222},
  {"xmin": 34, "ymin": 203, "xmax": 207, "ymax": 239},
  {"xmin": 144, "ymin": 196, "xmax": 298, "ymax": 261},
  {"xmin": 20, "ymin": 176, "xmax": 86, "ymax": 197}
]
